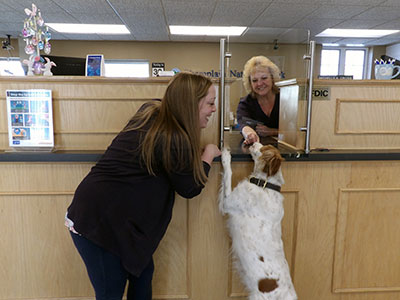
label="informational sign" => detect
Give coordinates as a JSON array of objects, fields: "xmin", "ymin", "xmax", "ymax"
[
  {"xmin": 299, "ymin": 86, "xmax": 331, "ymax": 101},
  {"xmin": 6, "ymin": 89, "xmax": 54, "ymax": 150},
  {"xmin": 152, "ymin": 62, "xmax": 165, "ymax": 77},
  {"xmin": 86, "ymin": 54, "xmax": 104, "ymax": 76}
]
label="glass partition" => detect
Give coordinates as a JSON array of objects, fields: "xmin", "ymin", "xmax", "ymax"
[{"xmin": 221, "ymin": 29, "xmax": 311, "ymax": 154}]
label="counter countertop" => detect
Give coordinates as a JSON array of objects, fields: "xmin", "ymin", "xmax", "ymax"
[
  {"xmin": 2, "ymin": 145, "xmax": 400, "ymax": 163},
  {"xmin": 224, "ymin": 132, "xmax": 400, "ymax": 162}
]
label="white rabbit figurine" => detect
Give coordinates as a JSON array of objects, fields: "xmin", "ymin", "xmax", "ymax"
[
  {"xmin": 43, "ymin": 57, "xmax": 56, "ymax": 76},
  {"xmin": 22, "ymin": 55, "xmax": 35, "ymax": 76}
]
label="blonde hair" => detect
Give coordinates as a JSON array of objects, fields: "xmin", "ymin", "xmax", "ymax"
[
  {"xmin": 126, "ymin": 72, "xmax": 212, "ymax": 185},
  {"xmin": 242, "ymin": 56, "xmax": 281, "ymax": 97}
]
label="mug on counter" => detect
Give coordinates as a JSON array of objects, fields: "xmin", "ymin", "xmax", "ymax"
[{"xmin": 375, "ymin": 64, "xmax": 400, "ymax": 80}]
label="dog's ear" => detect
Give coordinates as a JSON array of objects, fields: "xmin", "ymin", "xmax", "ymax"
[{"xmin": 260, "ymin": 145, "xmax": 284, "ymax": 176}]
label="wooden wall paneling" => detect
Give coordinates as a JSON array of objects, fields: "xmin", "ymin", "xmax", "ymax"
[
  {"xmin": 310, "ymin": 84, "xmax": 400, "ymax": 150},
  {"xmin": 52, "ymin": 97, "xmax": 147, "ymax": 150},
  {"xmin": 153, "ymin": 196, "xmax": 190, "ymax": 299},
  {"xmin": 188, "ymin": 164, "xmax": 232, "ymax": 300},
  {"xmin": 283, "ymin": 161, "xmax": 352, "ymax": 300},
  {"xmin": 3, "ymin": 160, "xmax": 400, "ymax": 299},
  {"xmin": 335, "ymin": 99, "xmax": 400, "ymax": 134},
  {"xmin": 0, "ymin": 162, "xmax": 94, "ymax": 299},
  {"xmin": 0, "ymin": 78, "xmax": 170, "ymax": 151},
  {"xmin": 333, "ymin": 188, "xmax": 400, "ymax": 294},
  {"xmin": 0, "ymin": 193, "xmax": 94, "ymax": 299},
  {"xmin": 334, "ymin": 160, "xmax": 400, "ymax": 300}
]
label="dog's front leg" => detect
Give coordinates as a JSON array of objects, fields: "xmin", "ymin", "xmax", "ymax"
[{"xmin": 219, "ymin": 148, "xmax": 232, "ymax": 214}]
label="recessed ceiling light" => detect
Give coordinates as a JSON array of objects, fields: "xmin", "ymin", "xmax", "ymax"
[
  {"xmin": 46, "ymin": 23, "xmax": 130, "ymax": 34},
  {"xmin": 316, "ymin": 28, "xmax": 399, "ymax": 38},
  {"xmin": 322, "ymin": 43, "xmax": 339, "ymax": 47},
  {"xmin": 169, "ymin": 25, "xmax": 246, "ymax": 36},
  {"xmin": 346, "ymin": 44, "xmax": 365, "ymax": 47}
]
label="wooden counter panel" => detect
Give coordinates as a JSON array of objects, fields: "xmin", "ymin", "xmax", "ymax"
[
  {"xmin": 279, "ymin": 80, "xmax": 400, "ymax": 150},
  {"xmin": 334, "ymin": 188, "xmax": 400, "ymax": 293},
  {"xmin": 312, "ymin": 85, "xmax": 400, "ymax": 149},
  {"xmin": 0, "ymin": 79, "xmax": 221, "ymax": 151},
  {"xmin": 0, "ymin": 163, "xmax": 225, "ymax": 300},
  {"xmin": 336, "ymin": 99, "xmax": 400, "ymax": 134},
  {"xmin": 0, "ymin": 79, "xmax": 168, "ymax": 151},
  {"xmin": 0, "ymin": 193, "xmax": 94, "ymax": 299}
]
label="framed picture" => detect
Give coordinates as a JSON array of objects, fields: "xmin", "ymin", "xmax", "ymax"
[{"xmin": 86, "ymin": 54, "xmax": 104, "ymax": 76}]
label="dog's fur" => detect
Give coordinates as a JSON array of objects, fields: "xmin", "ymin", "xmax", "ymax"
[{"xmin": 219, "ymin": 142, "xmax": 297, "ymax": 300}]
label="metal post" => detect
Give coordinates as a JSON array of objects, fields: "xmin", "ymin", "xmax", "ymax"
[
  {"xmin": 219, "ymin": 38, "xmax": 226, "ymax": 149},
  {"xmin": 301, "ymin": 40, "xmax": 315, "ymax": 154}
]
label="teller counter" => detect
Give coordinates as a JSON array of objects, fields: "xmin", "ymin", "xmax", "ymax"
[{"xmin": 1, "ymin": 77, "xmax": 400, "ymax": 300}]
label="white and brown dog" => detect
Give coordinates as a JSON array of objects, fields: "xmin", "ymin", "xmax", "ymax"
[{"xmin": 219, "ymin": 142, "xmax": 297, "ymax": 300}]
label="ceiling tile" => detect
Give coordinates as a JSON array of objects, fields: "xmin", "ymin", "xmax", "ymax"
[
  {"xmin": 55, "ymin": 0, "xmax": 116, "ymax": 14},
  {"xmin": 0, "ymin": 0, "xmax": 400, "ymax": 46},
  {"xmin": 333, "ymin": 19, "xmax": 387, "ymax": 29},
  {"xmin": 163, "ymin": 0, "xmax": 215, "ymax": 25},
  {"xmin": 98, "ymin": 34, "xmax": 137, "ymax": 41},
  {"xmin": 353, "ymin": 7, "xmax": 400, "ymax": 20},
  {"xmin": 307, "ymin": 5, "xmax": 370, "ymax": 19},
  {"xmin": 379, "ymin": 0, "xmax": 400, "ymax": 6},
  {"xmin": 294, "ymin": 18, "xmax": 343, "ymax": 35},
  {"xmin": 6, "ymin": 0, "xmax": 66, "ymax": 14},
  {"xmin": 72, "ymin": 13, "xmax": 123, "ymax": 24},
  {"xmin": 58, "ymin": 33, "xmax": 104, "ymax": 40},
  {"xmin": 210, "ymin": 1, "xmax": 271, "ymax": 26},
  {"xmin": 252, "ymin": 3, "xmax": 318, "ymax": 27},
  {"xmin": 321, "ymin": 0, "xmax": 381, "ymax": 4},
  {"xmin": 43, "ymin": 12, "xmax": 79, "ymax": 23},
  {"xmin": 374, "ymin": 20, "xmax": 400, "ymax": 30},
  {"xmin": 278, "ymin": 28, "xmax": 310, "ymax": 43}
]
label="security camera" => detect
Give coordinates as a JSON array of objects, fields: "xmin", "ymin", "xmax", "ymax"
[
  {"xmin": 273, "ymin": 39, "xmax": 279, "ymax": 50},
  {"xmin": 2, "ymin": 35, "xmax": 13, "ymax": 50}
]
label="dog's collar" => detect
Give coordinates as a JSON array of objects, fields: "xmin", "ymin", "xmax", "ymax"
[{"xmin": 249, "ymin": 177, "xmax": 281, "ymax": 192}]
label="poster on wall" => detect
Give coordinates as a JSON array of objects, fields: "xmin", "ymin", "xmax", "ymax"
[{"xmin": 6, "ymin": 89, "xmax": 54, "ymax": 151}]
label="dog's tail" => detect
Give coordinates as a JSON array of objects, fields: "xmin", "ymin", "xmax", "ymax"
[{"xmin": 219, "ymin": 147, "xmax": 232, "ymax": 214}]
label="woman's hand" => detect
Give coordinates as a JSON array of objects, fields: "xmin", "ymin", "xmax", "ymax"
[
  {"xmin": 255, "ymin": 124, "xmax": 278, "ymax": 137},
  {"xmin": 201, "ymin": 144, "xmax": 221, "ymax": 165},
  {"xmin": 242, "ymin": 126, "xmax": 260, "ymax": 145}
]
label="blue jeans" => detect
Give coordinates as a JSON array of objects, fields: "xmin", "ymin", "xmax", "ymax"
[{"xmin": 70, "ymin": 232, "xmax": 153, "ymax": 300}]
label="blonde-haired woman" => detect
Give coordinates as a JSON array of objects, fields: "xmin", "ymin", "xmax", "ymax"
[
  {"xmin": 237, "ymin": 56, "xmax": 281, "ymax": 145},
  {"xmin": 66, "ymin": 72, "xmax": 221, "ymax": 300}
]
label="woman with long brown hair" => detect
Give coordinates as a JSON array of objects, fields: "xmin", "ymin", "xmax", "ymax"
[{"xmin": 66, "ymin": 72, "xmax": 221, "ymax": 300}]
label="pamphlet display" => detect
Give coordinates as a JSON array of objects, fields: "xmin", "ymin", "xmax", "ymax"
[
  {"xmin": 6, "ymin": 89, "xmax": 54, "ymax": 150},
  {"xmin": 86, "ymin": 54, "xmax": 104, "ymax": 76}
]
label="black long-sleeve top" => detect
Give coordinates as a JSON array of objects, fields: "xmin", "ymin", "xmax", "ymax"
[
  {"xmin": 236, "ymin": 93, "xmax": 280, "ymax": 131},
  {"xmin": 67, "ymin": 106, "xmax": 210, "ymax": 276}
]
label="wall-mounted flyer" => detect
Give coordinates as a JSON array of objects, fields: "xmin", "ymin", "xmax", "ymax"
[{"xmin": 6, "ymin": 89, "xmax": 54, "ymax": 151}]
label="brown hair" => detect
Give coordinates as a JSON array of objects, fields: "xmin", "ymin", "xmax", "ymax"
[
  {"xmin": 242, "ymin": 56, "xmax": 281, "ymax": 97},
  {"xmin": 260, "ymin": 145, "xmax": 284, "ymax": 176},
  {"xmin": 126, "ymin": 72, "xmax": 213, "ymax": 185}
]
